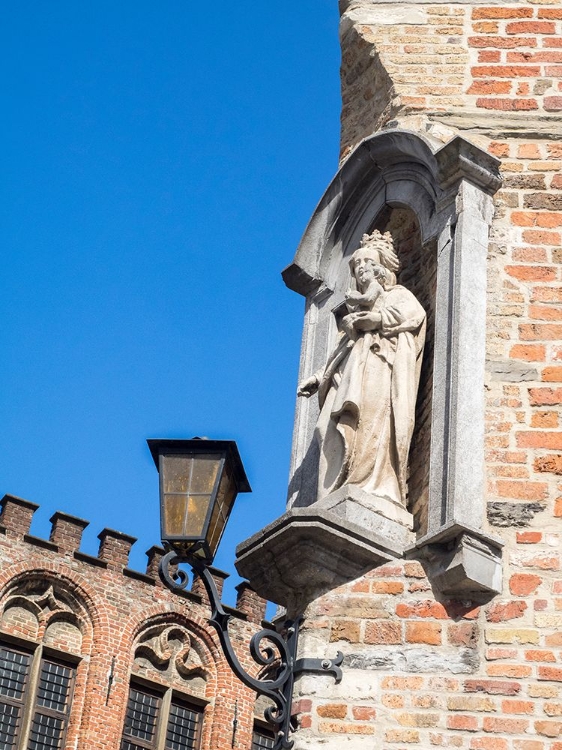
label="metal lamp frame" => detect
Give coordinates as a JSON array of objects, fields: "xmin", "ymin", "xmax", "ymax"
[{"xmin": 160, "ymin": 550, "xmax": 343, "ymax": 750}]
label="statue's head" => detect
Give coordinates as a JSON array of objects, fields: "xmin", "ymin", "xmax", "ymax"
[{"xmin": 349, "ymin": 230, "xmax": 399, "ymax": 288}]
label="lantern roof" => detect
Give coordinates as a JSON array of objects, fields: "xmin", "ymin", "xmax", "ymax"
[{"xmin": 147, "ymin": 438, "xmax": 251, "ymax": 493}]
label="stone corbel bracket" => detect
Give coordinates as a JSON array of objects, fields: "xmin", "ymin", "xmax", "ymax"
[
  {"xmin": 237, "ymin": 129, "xmax": 503, "ymax": 604},
  {"xmin": 235, "ymin": 504, "xmax": 401, "ymax": 616}
]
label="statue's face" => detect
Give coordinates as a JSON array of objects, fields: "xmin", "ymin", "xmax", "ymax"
[{"xmin": 352, "ymin": 250, "xmax": 384, "ymax": 288}]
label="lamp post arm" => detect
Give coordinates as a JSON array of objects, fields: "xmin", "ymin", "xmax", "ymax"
[{"xmin": 159, "ymin": 550, "xmax": 343, "ymax": 750}]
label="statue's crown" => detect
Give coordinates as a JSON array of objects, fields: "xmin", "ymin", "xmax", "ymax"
[{"xmin": 359, "ymin": 230, "xmax": 399, "ymax": 273}]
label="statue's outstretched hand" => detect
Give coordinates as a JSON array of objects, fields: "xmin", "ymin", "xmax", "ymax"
[{"xmin": 298, "ymin": 375, "xmax": 319, "ymax": 398}]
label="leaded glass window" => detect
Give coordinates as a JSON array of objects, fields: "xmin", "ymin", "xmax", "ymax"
[
  {"xmin": 252, "ymin": 726, "xmax": 275, "ymax": 750},
  {"xmin": 28, "ymin": 659, "xmax": 74, "ymax": 750},
  {"xmin": 0, "ymin": 646, "xmax": 30, "ymax": 749},
  {"xmin": 121, "ymin": 686, "xmax": 202, "ymax": 750},
  {"xmin": 0, "ymin": 644, "xmax": 75, "ymax": 750}
]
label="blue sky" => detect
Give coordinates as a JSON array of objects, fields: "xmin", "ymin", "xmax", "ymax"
[{"xmin": 1, "ymin": 3, "xmax": 341, "ymax": 603}]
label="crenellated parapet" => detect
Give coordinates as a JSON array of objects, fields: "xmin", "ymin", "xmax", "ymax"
[{"xmin": 0, "ymin": 493, "xmax": 267, "ymax": 622}]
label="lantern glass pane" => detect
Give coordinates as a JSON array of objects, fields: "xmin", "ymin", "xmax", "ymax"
[
  {"xmin": 206, "ymin": 465, "xmax": 237, "ymax": 557},
  {"xmin": 162, "ymin": 493, "xmax": 212, "ymax": 539},
  {"xmin": 163, "ymin": 456, "xmax": 191, "ymax": 493},
  {"xmin": 162, "ymin": 454, "xmax": 220, "ymax": 495},
  {"xmin": 162, "ymin": 494, "xmax": 187, "ymax": 538},
  {"xmin": 190, "ymin": 456, "xmax": 221, "ymax": 494}
]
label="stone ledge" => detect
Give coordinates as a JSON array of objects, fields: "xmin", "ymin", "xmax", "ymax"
[
  {"xmin": 235, "ymin": 507, "xmax": 401, "ymax": 614},
  {"xmin": 412, "ymin": 524, "xmax": 503, "ymax": 596}
]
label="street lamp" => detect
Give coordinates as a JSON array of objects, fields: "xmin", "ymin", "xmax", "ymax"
[{"xmin": 148, "ymin": 438, "xmax": 342, "ymax": 750}]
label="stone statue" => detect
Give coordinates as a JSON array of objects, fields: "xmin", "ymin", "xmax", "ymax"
[{"xmin": 298, "ymin": 230, "xmax": 426, "ymax": 507}]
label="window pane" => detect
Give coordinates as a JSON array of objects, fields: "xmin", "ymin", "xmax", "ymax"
[
  {"xmin": 27, "ymin": 713, "xmax": 64, "ymax": 750},
  {"xmin": 29, "ymin": 657, "xmax": 75, "ymax": 750},
  {"xmin": 0, "ymin": 703, "xmax": 21, "ymax": 748},
  {"xmin": 165, "ymin": 700, "xmax": 201, "ymax": 750},
  {"xmin": 0, "ymin": 645, "xmax": 31, "ymax": 750},
  {"xmin": 36, "ymin": 661, "xmax": 73, "ymax": 712},
  {"xmin": 252, "ymin": 727, "xmax": 276, "ymax": 750},
  {"xmin": 122, "ymin": 688, "xmax": 161, "ymax": 746},
  {"xmin": 0, "ymin": 647, "xmax": 30, "ymax": 700}
]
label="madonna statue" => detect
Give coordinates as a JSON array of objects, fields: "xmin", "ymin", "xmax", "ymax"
[{"xmin": 298, "ymin": 230, "xmax": 426, "ymax": 508}]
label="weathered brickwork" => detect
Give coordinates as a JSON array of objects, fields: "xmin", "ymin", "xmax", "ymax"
[
  {"xmin": 0, "ymin": 494, "xmax": 267, "ymax": 750},
  {"xmin": 339, "ymin": 1, "xmax": 562, "ymax": 157},
  {"xmin": 295, "ymin": 553, "xmax": 562, "ymax": 747},
  {"xmin": 290, "ymin": 2, "xmax": 562, "ymax": 748}
]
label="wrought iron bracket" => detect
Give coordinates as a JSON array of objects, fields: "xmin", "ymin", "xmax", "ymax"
[{"xmin": 160, "ymin": 549, "xmax": 343, "ymax": 750}]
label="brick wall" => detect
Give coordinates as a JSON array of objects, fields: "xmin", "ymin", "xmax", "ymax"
[
  {"xmin": 0, "ymin": 494, "xmax": 267, "ymax": 750},
  {"xmin": 289, "ymin": 2, "xmax": 562, "ymax": 748}
]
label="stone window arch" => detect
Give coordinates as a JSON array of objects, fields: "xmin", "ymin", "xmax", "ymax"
[{"xmin": 0, "ymin": 572, "xmax": 94, "ymax": 749}]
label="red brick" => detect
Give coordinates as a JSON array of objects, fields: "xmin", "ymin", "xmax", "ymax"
[
  {"xmin": 495, "ymin": 479, "xmax": 548, "ymax": 499},
  {"xmin": 405, "ymin": 621, "xmax": 442, "ymax": 645},
  {"xmin": 371, "ymin": 581, "xmax": 404, "ymax": 595},
  {"xmin": 508, "ymin": 266, "xmax": 557, "ymax": 282},
  {"xmin": 512, "ymin": 573, "xmax": 541, "ymax": 596},
  {"xmin": 502, "ymin": 700, "xmax": 534, "ymax": 714},
  {"xmin": 469, "ymin": 36, "xmax": 537, "ymax": 49},
  {"xmin": 508, "ymin": 52, "xmax": 562, "ymax": 63},
  {"xmin": 472, "ymin": 65, "xmax": 541, "ymax": 78},
  {"xmin": 471, "ymin": 738, "xmax": 509, "ymax": 750},
  {"xmin": 472, "ymin": 7, "xmax": 533, "ymax": 18},
  {"xmin": 516, "ymin": 531, "xmax": 543, "ymax": 543},
  {"xmin": 364, "ymin": 620, "xmax": 402, "ymax": 645},
  {"xmin": 539, "ymin": 8, "xmax": 562, "ymax": 18},
  {"xmin": 533, "ymin": 454, "xmax": 562, "ymax": 475},
  {"xmin": 530, "ymin": 306, "xmax": 562, "ymax": 321},
  {"xmin": 396, "ymin": 601, "xmax": 448, "ymax": 619},
  {"xmin": 510, "ymin": 344, "xmax": 546, "ymax": 361},
  {"xmin": 525, "ymin": 650, "xmax": 556, "ymax": 662},
  {"xmin": 483, "ymin": 717, "xmax": 529, "ymax": 733},
  {"xmin": 477, "ymin": 98, "xmax": 538, "ymax": 111},
  {"xmin": 486, "ymin": 647, "xmax": 518, "ymax": 660},
  {"xmin": 545, "ymin": 98, "xmax": 562, "ymax": 112},
  {"xmin": 489, "ymin": 141, "xmax": 510, "ymax": 157},
  {"xmin": 506, "ymin": 21, "xmax": 556, "ymax": 34},
  {"xmin": 535, "ymin": 720, "xmax": 562, "ymax": 737},
  {"xmin": 529, "ymin": 387, "xmax": 562, "ymax": 405},
  {"xmin": 480, "ymin": 51, "xmax": 502, "ymax": 62},
  {"xmin": 465, "ymin": 680, "xmax": 521, "ymax": 696},
  {"xmin": 468, "ymin": 81, "xmax": 512, "ymax": 95},
  {"xmin": 516, "ymin": 432, "xmax": 562, "ymax": 450},
  {"xmin": 540, "ymin": 667, "xmax": 562, "ymax": 681},
  {"xmin": 523, "ymin": 230, "xmax": 561, "ymax": 245},
  {"xmin": 448, "ymin": 714, "xmax": 479, "ymax": 731},
  {"xmin": 531, "ymin": 412, "xmax": 559, "ymax": 427},
  {"xmin": 352, "ymin": 706, "xmax": 376, "ymax": 721},
  {"xmin": 448, "ymin": 623, "xmax": 479, "ymax": 647},
  {"xmin": 486, "ymin": 601, "xmax": 527, "ymax": 622}
]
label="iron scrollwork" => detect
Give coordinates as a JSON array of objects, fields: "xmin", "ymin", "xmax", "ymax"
[{"xmin": 160, "ymin": 550, "xmax": 343, "ymax": 750}]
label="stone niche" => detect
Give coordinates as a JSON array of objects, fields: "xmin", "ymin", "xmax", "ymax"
[{"xmin": 236, "ymin": 129, "xmax": 504, "ymax": 612}]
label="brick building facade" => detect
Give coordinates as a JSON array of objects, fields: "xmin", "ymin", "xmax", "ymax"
[
  {"xmin": 271, "ymin": 1, "xmax": 562, "ymax": 748},
  {"xmin": 4, "ymin": 2, "xmax": 562, "ymax": 749},
  {"xmin": 0, "ymin": 493, "xmax": 271, "ymax": 750}
]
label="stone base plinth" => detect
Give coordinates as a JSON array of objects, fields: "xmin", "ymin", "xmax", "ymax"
[
  {"xmin": 235, "ymin": 496, "xmax": 410, "ymax": 613},
  {"xmin": 319, "ymin": 484, "xmax": 414, "ymax": 549}
]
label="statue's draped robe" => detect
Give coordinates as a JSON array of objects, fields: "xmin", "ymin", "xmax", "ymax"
[{"xmin": 315, "ymin": 285, "xmax": 426, "ymax": 506}]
